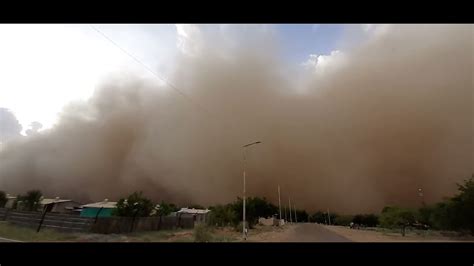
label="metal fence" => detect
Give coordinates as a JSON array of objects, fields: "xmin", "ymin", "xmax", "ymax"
[{"xmin": 0, "ymin": 208, "xmax": 194, "ymax": 234}]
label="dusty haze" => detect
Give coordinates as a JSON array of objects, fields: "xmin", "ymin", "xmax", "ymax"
[{"xmin": 0, "ymin": 24, "xmax": 472, "ymax": 213}]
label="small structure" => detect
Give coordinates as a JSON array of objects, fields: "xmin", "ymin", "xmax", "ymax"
[
  {"xmin": 258, "ymin": 215, "xmax": 281, "ymax": 226},
  {"xmin": 176, "ymin": 207, "xmax": 210, "ymax": 224},
  {"xmin": 80, "ymin": 199, "xmax": 117, "ymax": 218},
  {"xmin": 39, "ymin": 197, "xmax": 82, "ymax": 214},
  {"xmin": 4, "ymin": 195, "xmax": 17, "ymax": 209}
]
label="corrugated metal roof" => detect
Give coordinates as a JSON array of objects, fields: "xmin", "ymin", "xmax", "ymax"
[
  {"xmin": 82, "ymin": 201, "xmax": 117, "ymax": 209},
  {"xmin": 40, "ymin": 198, "xmax": 74, "ymax": 205},
  {"xmin": 177, "ymin": 208, "xmax": 210, "ymax": 214}
]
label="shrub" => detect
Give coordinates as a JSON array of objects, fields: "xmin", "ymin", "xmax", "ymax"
[
  {"xmin": 379, "ymin": 206, "xmax": 416, "ymax": 229},
  {"xmin": 0, "ymin": 191, "xmax": 7, "ymax": 208},
  {"xmin": 114, "ymin": 191, "xmax": 154, "ymax": 217},
  {"xmin": 334, "ymin": 215, "xmax": 354, "ymax": 226},
  {"xmin": 194, "ymin": 224, "xmax": 213, "ymax": 242}
]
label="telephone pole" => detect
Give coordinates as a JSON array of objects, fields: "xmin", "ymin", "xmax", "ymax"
[
  {"xmin": 278, "ymin": 185, "xmax": 282, "ymax": 221},
  {"xmin": 327, "ymin": 208, "xmax": 331, "ymax": 225},
  {"xmin": 294, "ymin": 204, "xmax": 297, "ymax": 223},
  {"xmin": 288, "ymin": 197, "xmax": 292, "ymax": 223}
]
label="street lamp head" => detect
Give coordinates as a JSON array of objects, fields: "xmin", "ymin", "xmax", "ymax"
[{"xmin": 243, "ymin": 141, "xmax": 262, "ymax": 148}]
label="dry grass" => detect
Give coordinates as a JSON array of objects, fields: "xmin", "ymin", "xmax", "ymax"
[
  {"xmin": 0, "ymin": 221, "xmax": 280, "ymax": 242},
  {"xmin": 0, "ymin": 221, "xmax": 80, "ymax": 242},
  {"xmin": 324, "ymin": 225, "xmax": 474, "ymax": 242}
]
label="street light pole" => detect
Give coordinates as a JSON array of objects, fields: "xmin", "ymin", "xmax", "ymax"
[
  {"xmin": 278, "ymin": 185, "xmax": 282, "ymax": 222},
  {"xmin": 294, "ymin": 204, "xmax": 297, "ymax": 223},
  {"xmin": 418, "ymin": 188, "xmax": 425, "ymax": 206},
  {"xmin": 288, "ymin": 197, "xmax": 292, "ymax": 223},
  {"xmin": 242, "ymin": 141, "xmax": 261, "ymax": 240}
]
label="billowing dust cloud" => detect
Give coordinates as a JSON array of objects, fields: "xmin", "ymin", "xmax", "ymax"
[{"xmin": 0, "ymin": 25, "xmax": 472, "ymax": 213}]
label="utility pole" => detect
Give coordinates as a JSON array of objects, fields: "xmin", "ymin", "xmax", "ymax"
[
  {"xmin": 278, "ymin": 185, "xmax": 282, "ymax": 222},
  {"xmin": 327, "ymin": 208, "xmax": 331, "ymax": 225},
  {"xmin": 284, "ymin": 205, "xmax": 287, "ymax": 221},
  {"xmin": 294, "ymin": 204, "xmax": 297, "ymax": 223},
  {"xmin": 418, "ymin": 188, "xmax": 425, "ymax": 207},
  {"xmin": 242, "ymin": 141, "xmax": 261, "ymax": 240},
  {"xmin": 288, "ymin": 197, "xmax": 292, "ymax": 223}
]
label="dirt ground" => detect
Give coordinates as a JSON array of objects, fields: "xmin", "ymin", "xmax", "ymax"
[
  {"xmin": 323, "ymin": 225, "xmax": 474, "ymax": 242},
  {"xmin": 3, "ymin": 220, "xmax": 472, "ymax": 242}
]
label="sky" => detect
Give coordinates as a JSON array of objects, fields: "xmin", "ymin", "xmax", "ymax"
[{"xmin": 0, "ymin": 24, "xmax": 352, "ymax": 138}]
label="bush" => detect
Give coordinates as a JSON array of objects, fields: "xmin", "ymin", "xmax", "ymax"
[
  {"xmin": 227, "ymin": 197, "xmax": 278, "ymax": 228},
  {"xmin": 194, "ymin": 224, "xmax": 213, "ymax": 242},
  {"xmin": 16, "ymin": 190, "xmax": 42, "ymax": 211},
  {"xmin": 234, "ymin": 221, "xmax": 249, "ymax": 233},
  {"xmin": 334, "ymin": 215, "xmax": 354, "ymax": 226},
  {"xmin": 310, "ymin": 211, "xmax": 328, "ymax": 224},
  {"xmin": 207, "ymin": 204, "xmax": 238, "ymax": 227},
  {"xmin": 0, "ymin": 191, "xmax": 7, "ymax": 208},
  {"xmin": 353, "ymin": 214, "xmax": 379, "ymax": 227},
  {"xmin": 379, "ymin": 206, "xmax": 416, "ymax": 229},
  {"xmin": 114, "ymin": 191, "xmax": 155, "ymax": 217}
]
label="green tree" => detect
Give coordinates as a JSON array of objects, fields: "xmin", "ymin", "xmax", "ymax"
[
  {"xmin": 155, "ymin": 201, "xmax": 179, "ymax": 217},
  {"xmin": 16, "ymin": 190, "xmax": 42, "ymax": 211},
  {"xmin": 353, "ymin": 214, "xmax": 379, "ymax": 227},
  {"xmin": 229, "ymin": 197, "xmax": 278, "ymax": 228},
  {"xmin": 0, "ymin": 191, "xmax": 7, "ymax": 208},
  {"xmin": 310, "ymin": 211, "xmax": 328, "ymax": 224},
  {"xmin": 380, "ymin": 206, "xmax": 416, "ymax": 236},
  {"xmin": 295, "ymin": 209, "xmax": 309, "ymax": 222},
  {"xmin": 208, "ymin": 204, "xmax": 238, "ymax": 227},
  {"xmin": 114, "ymin": 191, "xmax": 154, "ymax": 217},
  {"xmin": 450, "ymin": 175, "xmax": 474, "ymax": 234},
  {"xmin": 334, "ymin": 215, "xmax": 354, "ymax": 226}
]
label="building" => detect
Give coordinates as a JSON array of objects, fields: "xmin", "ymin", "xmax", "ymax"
[
  {"xmin": 176, "ymin": 207, "xmax": 211, "ymax": 224},
  {"xmin": 80, "ymin": 200, "xmax": 117, "ymax": 218},
  {"xmin": 258, "ymin": 215, "xmax": 281, "ymax": 226},
  {"xmin": 4, "ymin": 195, "xmax": 16, "ymax": 209},
  {"xmin": 40, "ymin": 197, "xmax": 82, "ymax": 214}
]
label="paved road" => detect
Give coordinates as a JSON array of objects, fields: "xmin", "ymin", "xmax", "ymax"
[
  {"xmin": 0, "ymin": 236, "xmax": 21, "ymax": 242},
  {"xmin": 282, "ymin": 223, "xmax": 351, "ymax": 242}
]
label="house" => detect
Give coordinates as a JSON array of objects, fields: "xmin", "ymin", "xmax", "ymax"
[
  {"xmin": 4, "ymin": 195, "xmax": 16, "ymax": 209},
  {"xmin": 39, "ymin": 197, "xmax": 82, "ymax": 214},
  {"xmin": 176, "ymin": 207, "xmax": 211, "ymax": 224},
  {"xmin": 80, "ymin": 199, "xmax": 117, "ymax": 218}
]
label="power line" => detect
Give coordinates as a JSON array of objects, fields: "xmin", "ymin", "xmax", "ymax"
[
  {"xmin": 90, "ymin": 25, "xmax": 214, "ymax": 118},
  {"xmin": 90, "ymin": 25, "xmax": 260, "ymax": 148}
]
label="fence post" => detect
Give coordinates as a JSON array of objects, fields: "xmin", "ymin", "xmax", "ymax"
[
  {"xmin": 130, "ymin": 209, "xmax": 139, "ymax": 233},
  {"xmin": 37, "ymin": 206, "xmax": 48, "ymax": 233},
  {"xmin": 94, "ymin": 207, "xmax": 104, "ymax": 224},
  {"xmin": 2, "ymin": 208, "xmax": 10, "ymax": 221}
]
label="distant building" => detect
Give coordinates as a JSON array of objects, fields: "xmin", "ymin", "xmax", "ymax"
[
  {"xmin": 176, "ymin": 207, "xmax": 211, "ymax": 224},
  {"xmin": 4, "ymin": 195, "xmax": 16, "ymax": 209},
  {"xmin": 80, "ymin": 200, "xmax": 117, "ymax": 218},
  {"xmin": 258, "ymin": 215, "xmax": 281, "ymax": 226},
  {"xmin": 40, "ymin": 197, "xmax": 82, "ymax": 214}
]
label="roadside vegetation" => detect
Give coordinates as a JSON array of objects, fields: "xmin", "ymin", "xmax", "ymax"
[{"xmin": 310, "ymin": 175, "xmax": 474, "ymax": 236}]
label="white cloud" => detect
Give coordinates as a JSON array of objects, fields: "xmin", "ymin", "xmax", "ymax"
[
  {"xmin": 361, "ymin": 24, "xmax": 391, "ymax": 38},
  {"xmin": 302, "ymin": 50, "xmax": 345, "ymax": 74},
  {"xmin": 0, "ymin": 24, "xmax": 177, "ymax": 133},
  {"xmin": 175, "ymin": 24, "xmax": 204, "ymax": 56}
]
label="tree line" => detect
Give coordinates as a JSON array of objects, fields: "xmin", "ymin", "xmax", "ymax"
[{"xmin": 1, "ymin": 175, "xmax": 472, "ymax": 235}]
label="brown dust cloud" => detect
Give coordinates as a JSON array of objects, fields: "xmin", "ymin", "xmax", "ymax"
[{"xmin": 0, "ymin": 24, "xmax": 472, "ymax": 213}]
